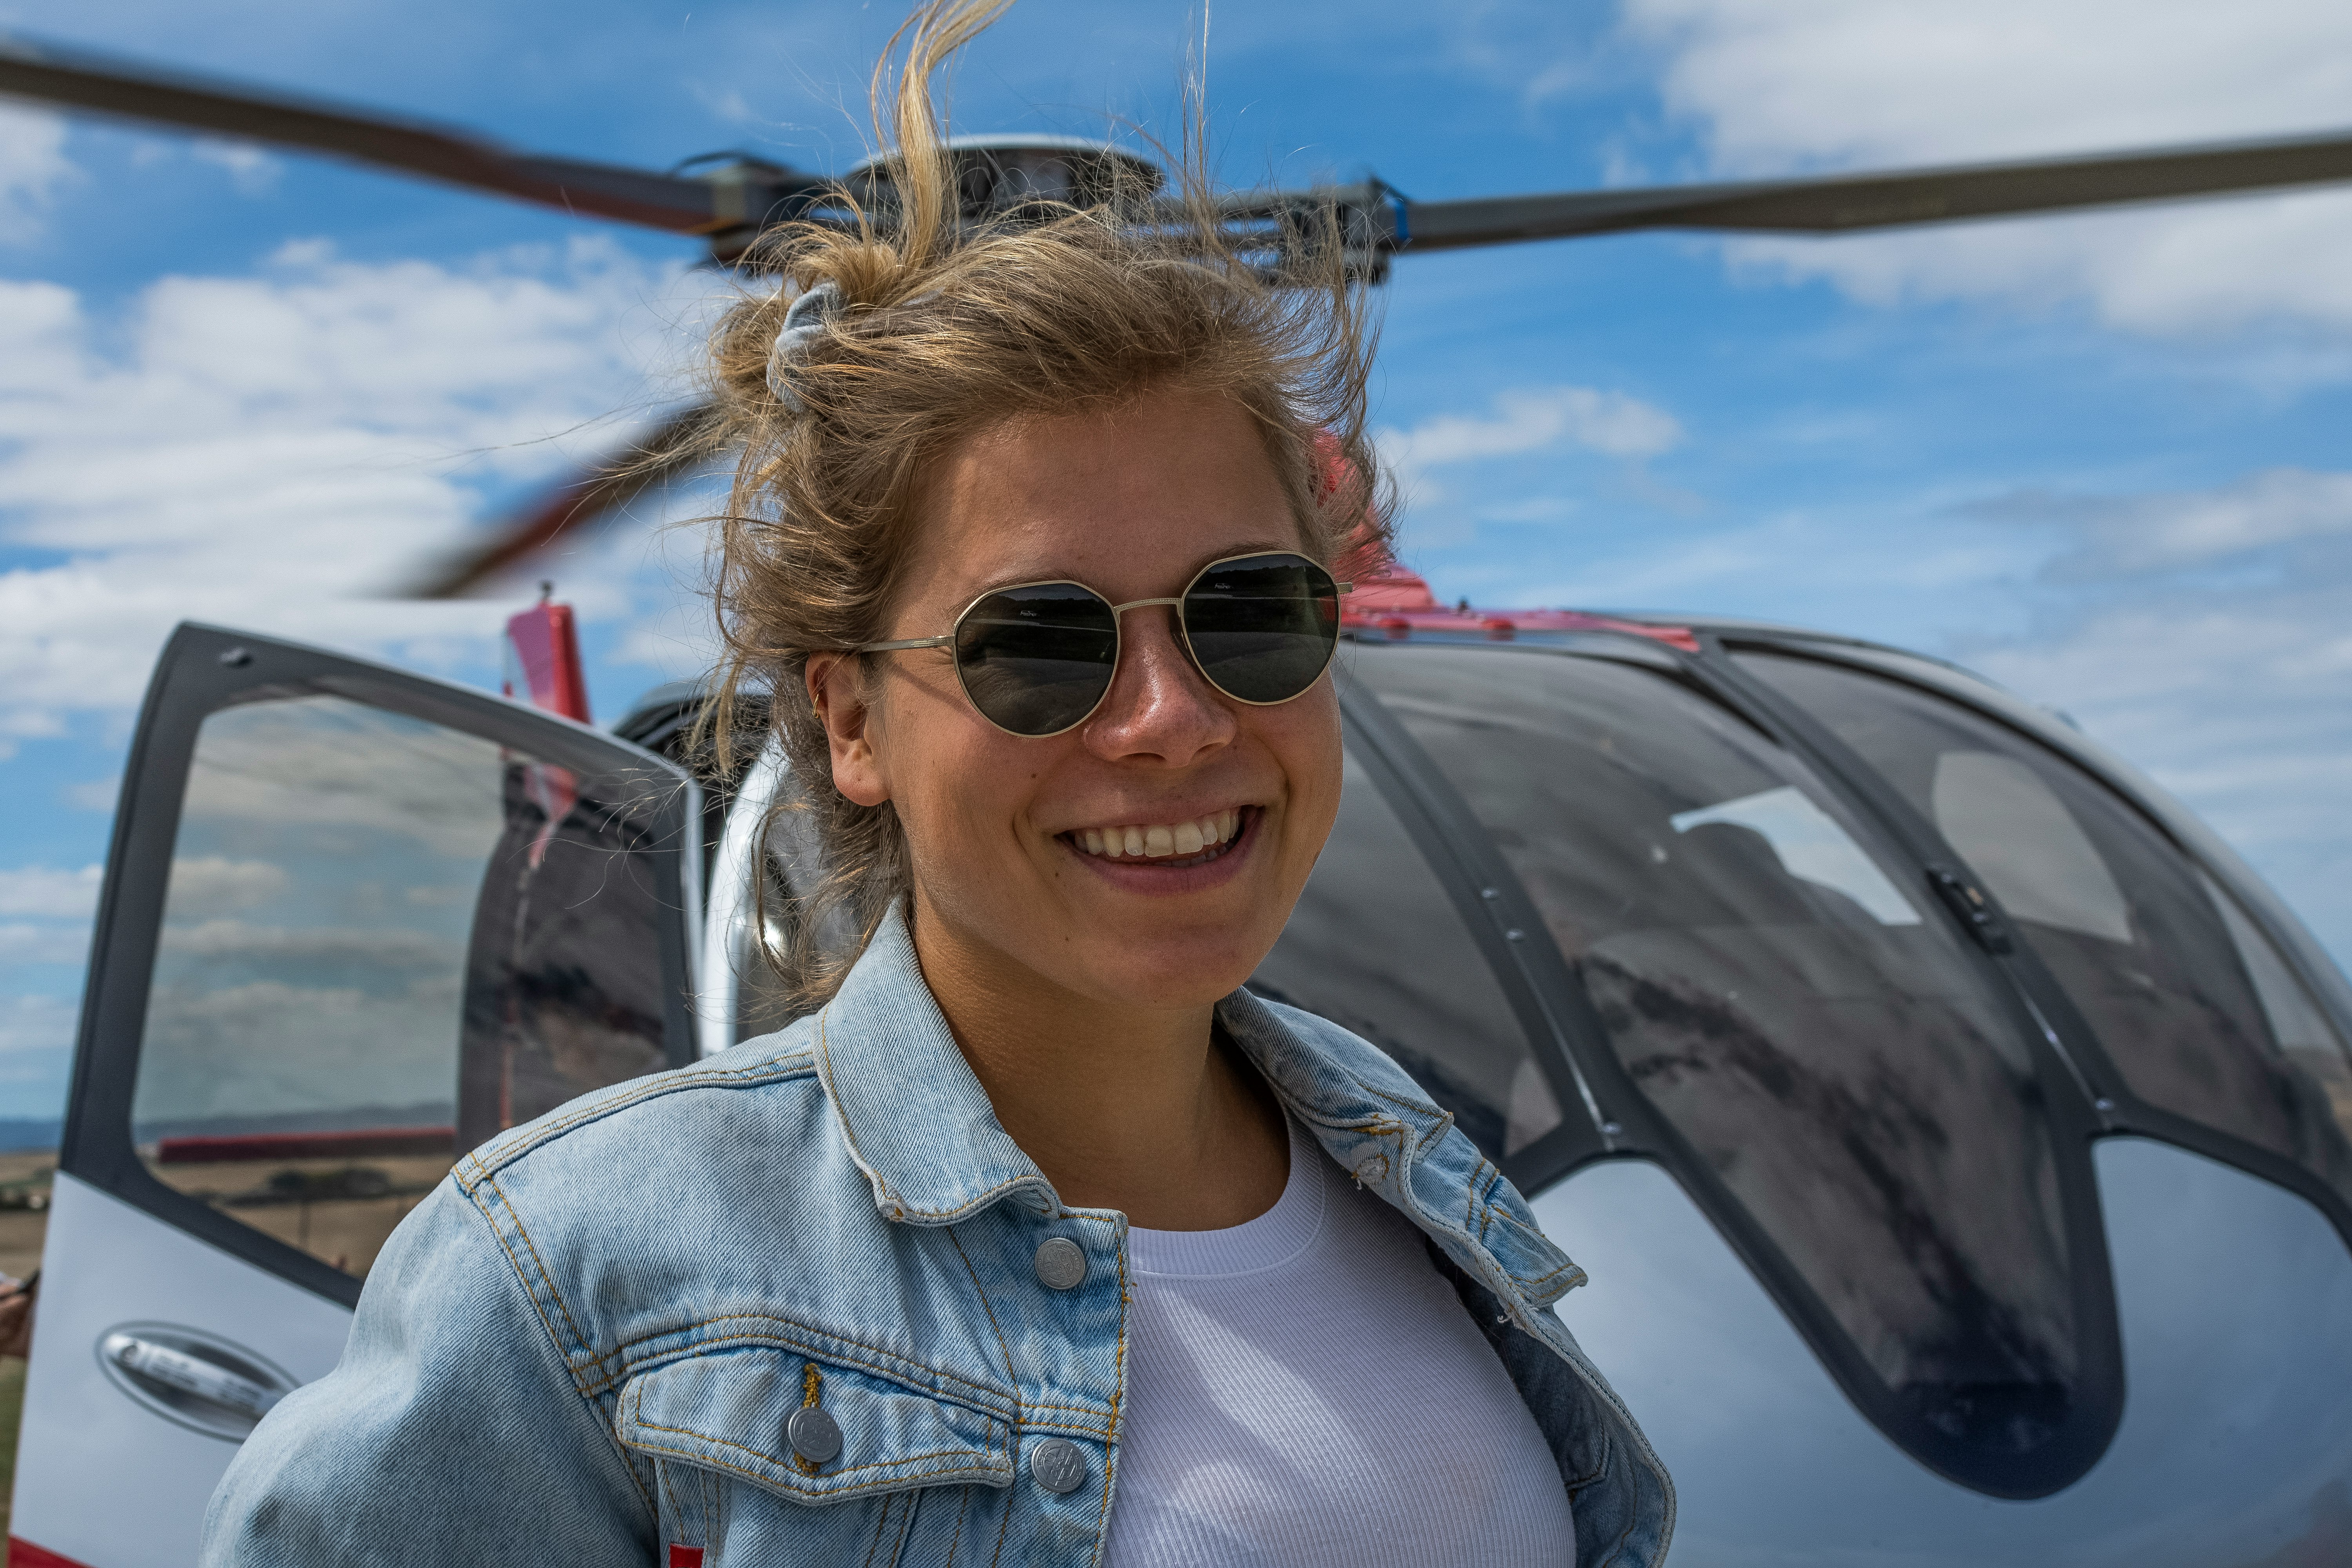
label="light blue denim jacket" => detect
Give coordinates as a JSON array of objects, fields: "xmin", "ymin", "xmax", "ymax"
[{"xmin": 205, "ymin": 906, "xmax": 1673, "ymax": 1566}]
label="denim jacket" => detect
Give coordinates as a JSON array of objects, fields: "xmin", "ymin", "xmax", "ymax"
[{"xmin": 205, "ymin": 905, "xmax": 1673, "ymax": 1566}]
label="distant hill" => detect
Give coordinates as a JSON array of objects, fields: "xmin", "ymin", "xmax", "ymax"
[{"xmin": 0, "ymin": 1119, "xmax": 61, "ymax": 1154}]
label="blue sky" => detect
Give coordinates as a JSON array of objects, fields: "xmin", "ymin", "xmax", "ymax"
[{"xmin": 3, "ymin": 0, "xmax": 2350, "ymax": 1122}]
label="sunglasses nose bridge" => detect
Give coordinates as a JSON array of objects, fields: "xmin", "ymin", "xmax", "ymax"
[{"xmin": 1105, "ymin": 594, "xmax": 1185, "ymax": 617}]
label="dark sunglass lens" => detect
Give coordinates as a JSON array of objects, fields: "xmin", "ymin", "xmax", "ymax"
[
  {"xmin": 953, "ymin": 583, "xmax": 1120, "ymax": 735},
  {"xmin": 1181, "ymin": 553, "xmax": 1340, "ymax": 705}
]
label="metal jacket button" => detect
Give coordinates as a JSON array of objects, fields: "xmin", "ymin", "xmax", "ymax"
[
  {"xmin": 787, "ymin": 1406, "xmax": 841, "ymax": 1465},
  {"xmin": 1031, "ymin": 1437, "xmax": 1087, "ymax": 1494},
  {"xmin": 1034, "ymin": 1236, "xmax": 1087, "ymax": 1291}
]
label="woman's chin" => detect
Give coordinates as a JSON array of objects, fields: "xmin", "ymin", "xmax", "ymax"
[{"xmin": 1051, "ymin": 933, "xmax": 1274, "ymax": 1013}]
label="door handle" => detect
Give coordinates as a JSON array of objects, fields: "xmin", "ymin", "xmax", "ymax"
[{"xmin": 102, "ymin": 1330, "xmax": 287, "ymax": 1423}]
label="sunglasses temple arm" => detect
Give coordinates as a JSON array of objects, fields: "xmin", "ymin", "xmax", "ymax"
[{"xmin": 853, "ymin": 635, "xmax": 956, "ymax": 652}]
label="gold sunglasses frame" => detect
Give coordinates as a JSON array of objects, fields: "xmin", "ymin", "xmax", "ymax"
[{"xmin": 853, "ymin": 550, "xmax": 1353, "ymax": 738}]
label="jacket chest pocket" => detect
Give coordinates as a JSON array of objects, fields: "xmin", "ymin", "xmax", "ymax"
[{"xmin": 616, "ymin": 1346, "xmax": 1016, "ymax": 1567}]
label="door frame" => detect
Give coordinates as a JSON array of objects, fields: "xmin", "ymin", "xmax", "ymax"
[{"xmin": 57, "ymin": 622, "xmax": 702, "ymax": 1309}]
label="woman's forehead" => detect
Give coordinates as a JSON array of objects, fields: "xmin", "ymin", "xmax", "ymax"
[{"xmin": 903, "ymin": 396, "xmax": 1303, "ymax": 599}]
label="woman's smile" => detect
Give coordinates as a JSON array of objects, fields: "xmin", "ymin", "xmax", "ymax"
[{"xmin": 1058, "ymin": 805, "xmax": 1262, "ymax": 889}]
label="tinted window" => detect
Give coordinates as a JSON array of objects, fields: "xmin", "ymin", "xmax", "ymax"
[
  {"xmin": 1739, "ymin": 650, "xmax": 2352, "ymax": 1206},
  {"xmin": 1254, "ymin": 753, "xmax": 1564, "ymax": 1160},
  {"xmin": 130, "ymin": 693, "xmax": 680, "ymax": 1280},
  {"xmin": 1352, "ymin": 646, "xmax": 2080, "ymax": 1461}
]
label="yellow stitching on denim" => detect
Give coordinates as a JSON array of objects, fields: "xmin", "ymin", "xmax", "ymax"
[
  {"xmin": 604, "ymin": 1307, "xmax": 976, "ymax": 1371},
  {"xmin": 1085, "ymin": 1446, "xmax": 1116, "ymax": 1568},
  {"xmin": 609, "ymin": 1376, "xmax": 659, "ymax": 1518},
  {"xmin": 590, "ymin": 1340, "xmax": 1018, "ymax": 1422},
  {"xmin": 1100, "ymin": 1221, "xmax": 1130, "ymax": 1543},
  {"xmin": 793, "ymin": 1360, "xmax": 826, "ymax": 1475},
  {"xmin": 860, "ymin": 1485, "xmax": 893, "ymax": 1568},
  {"xmin": 1003, "ymin": 1415, "xmax": 1112, "ymax": 1441},
  {"xmin": 987, "ymin": 1462, "xmax": 1015, "ymax": 1568},
  {"xmin": 622, "ymin": 1420, "xmax": 1003, "ymax": 1486},
  {"xmin": 456, "ymin": 1054, "xmax": 816, "ymax": 1182},
  {"xmin": 1489, "ymin": 1210, "xmax": 1584, "ymax": 1290},
  {"xmin": 459, "ymin": 1171, "xmax": 641, "ymax": 1508},
  {"xmin": 586, "ymin": 1322, "xmax": 1024, "ymax": 1415},
  {"xmin": 652, "ymin": 1405, "xmax": 687, "ymax": 1524},
  {"xmin": 701, "ymin": 1443, "xmax": 719, "ymax": 1549},
  {"xmin": 875, "ymin": 1485, "xmax": 922, "ymax": 1568},
  {"xmin": 944, "ymin": 1484, "xmax": 970, "ymax": 1561},
  {"xmin": 479, "ymin": 1169, "xmax": 592, "ymax": 1357},
  {"xmin": 624, "ymin": 1436, "xmax": 1006, "ymax": 1503},
  {"xmin": 596, "ymin": 1312, "xmax": 1011, "ymax": 1396}
]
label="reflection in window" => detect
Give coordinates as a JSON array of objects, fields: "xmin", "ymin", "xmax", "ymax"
[
  {"xmin": 131, "ymin": 695, "xmax": 679, "ymax": 1281},
  {"xmin": 1351, "ymin": 646, "xmax": 2078, "ymax": 1468},
  {"xmin": 1254, "ymin": 754, "xmax": 1563, "ymax": 1158},
  {"xmin": 1739, "ymin": 650, "xmax": 2352, "ymax": 1207},
  {"xmin": 1670, "ymin": 786, "xmax": 1921, "ymax": 926},
  {"xmin": 1931, "ymin": 752, "xmax": 2130, "ymax": 943}
]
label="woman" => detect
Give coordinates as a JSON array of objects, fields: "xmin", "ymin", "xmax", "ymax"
[{"xmin": 203, "ymin": 4, "xmax": 1672, "ymax": 1563}]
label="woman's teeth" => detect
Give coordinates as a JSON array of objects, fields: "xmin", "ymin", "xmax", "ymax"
[{"xmin": 1076, "ymin": 809, "xmax": 1241, "ymax": 861}]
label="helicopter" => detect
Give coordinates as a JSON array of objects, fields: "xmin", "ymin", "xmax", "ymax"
[{"xmin": 4, "ymin": 28, "xmax": 2352, "ymax": 1568}]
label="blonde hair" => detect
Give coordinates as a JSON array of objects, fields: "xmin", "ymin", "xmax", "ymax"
[{"xmin": 700, "ymin": 0, "xmax": 1390, "ymax": 1013}]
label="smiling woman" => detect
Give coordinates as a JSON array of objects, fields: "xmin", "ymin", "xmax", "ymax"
[{"xmin": 194, "ymin": 3, "xmax": 1670, "ymax": 1565}]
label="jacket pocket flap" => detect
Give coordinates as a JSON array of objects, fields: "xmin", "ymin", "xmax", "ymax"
[{"xmin": 617, "ymin": 1348, "xmax": 1014, "ymax": 1504}]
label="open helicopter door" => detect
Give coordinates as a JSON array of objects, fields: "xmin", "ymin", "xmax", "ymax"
[{"xmin": 11, "ymin": 624, "xmax": 701, "ymax": 1568}]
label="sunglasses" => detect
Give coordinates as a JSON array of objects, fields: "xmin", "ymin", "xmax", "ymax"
[{"xmin": 855, "ymin": 551, "xmax": 1349, "ymax": 737}]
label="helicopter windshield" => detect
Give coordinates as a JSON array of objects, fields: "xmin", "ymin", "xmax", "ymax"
[
  {"xmin": 1737, "ymin": 650, "xmax": 2352, "ymax": 1210},
  {"xmin": 1347, "ymin": 644, "xmax": 2085, "ymax": 1481}
]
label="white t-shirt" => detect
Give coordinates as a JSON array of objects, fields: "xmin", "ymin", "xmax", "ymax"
[{"xmin": 1104, "ymin": 1117, "xmax": 1576, "ymax": 1567}]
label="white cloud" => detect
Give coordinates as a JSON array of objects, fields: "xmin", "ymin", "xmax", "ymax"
[
  {"xmin": 1622, "ymin": 0, "xmax": 2352, "ymax": 334},
  {"xmin": 0, "ymin": 236, "xmax": 715, "ymax": 727},
  {"xmin": 1380, "ymin": 385, "xmax": 1685, "ymax": 506},
  {"xmin": 161, "ymin": 919, "xmax": 456, "ymax": 968},
  {"xmin": 1973, "ymin": 467, "xmax": 2352, "ymax": 576},
  {"xmin": 0, "ymin": 993, "xmax": 73, "ymax": 1058},
  {"xmin": 189, "ymin": 140, "xmax": 284, "ymax": 197},
  {"xmin": 0, "ymin": 105, "xmax": 71, "ymax": 243},
  {"xmin": 0, "ymin": 864, "xmax": 101, "ymax": 920},
  {"xmin": 163, "ymin": 857, "xmax": 290, "ymax": 912},
  {"xmin": 0, "ymin": 923, "xmax": 90, "ymax": 965}
]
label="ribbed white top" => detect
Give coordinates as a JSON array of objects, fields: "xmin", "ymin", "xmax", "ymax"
[{"xmin": 1105, "ymin": 1119, "xmax": 1575, "ymax": 1567}]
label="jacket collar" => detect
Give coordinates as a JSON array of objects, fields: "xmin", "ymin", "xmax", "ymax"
[
  {"xmin": 814, "ymin": 903, "xmax": 1060, "ymax": 1226},
  {"xmin": 815, "ymin": 901, "xmax": 1454, "ymax": 1229}
]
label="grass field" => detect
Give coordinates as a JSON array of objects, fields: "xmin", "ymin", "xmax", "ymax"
[
  {"xmin": 0, "ymin": 1150, "xmax": 54, "ymax": 1534},
  {"xmin": 0, "ymin": 1356, "xmax": 22, "ymax": 1534}
]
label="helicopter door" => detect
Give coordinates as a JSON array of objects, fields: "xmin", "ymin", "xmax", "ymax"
[{"xmin": 11, "ymin": 623, "xmax": 700, "ymax": 1568}]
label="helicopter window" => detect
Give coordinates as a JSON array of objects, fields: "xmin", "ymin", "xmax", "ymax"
[
  {"xmin": 127, "ymin": 693, "xmax": 677, "ymax": 1281},
  {"xmin": 1737, "ymin": 650, "xmax": 2352, "ymax": 1204},
  {"xmin": 1349, "ymin": 645, "xmax": 2083, "ymax": 1466},
  {"xmin": 1668, "ymin": 785, "xmax": 1922, "ymax": 926},
  {"xmin": 1253, "ymin": 752, "xmax": 1564, "ymax": 1159}
]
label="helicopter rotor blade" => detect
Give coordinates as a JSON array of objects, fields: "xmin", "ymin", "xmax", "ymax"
[
  {"xmin": 405, "ymin": 403, "xmax": 724, "ymax": 599},
  {"xmin": 1392, "ymin": 127, "xmax": 2352, "ymax": 252},
  {"xmin": 0, "ymin": 34, "xmax": 766, "ymax": 234}
]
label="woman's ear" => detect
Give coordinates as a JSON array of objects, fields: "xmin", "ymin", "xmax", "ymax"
[{"xmin": 807, "ymin": 654, "xmax": 890, "ymax": 807}]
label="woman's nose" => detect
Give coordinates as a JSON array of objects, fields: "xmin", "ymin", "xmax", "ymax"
[{"xmin": 1083, "ymin": 607, "xmax": 1236, "ymax": 766}]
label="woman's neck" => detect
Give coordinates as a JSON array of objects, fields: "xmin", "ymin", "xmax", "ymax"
[{"xmin": 907, "ymin": 891, "xmax": 1289, "ymax": 1230}]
